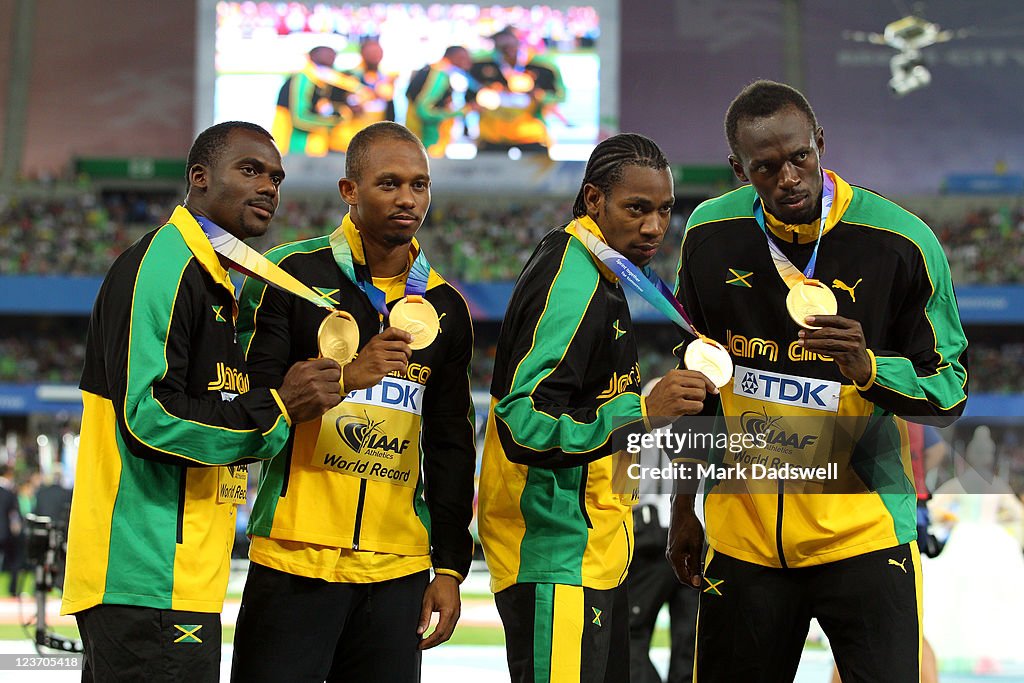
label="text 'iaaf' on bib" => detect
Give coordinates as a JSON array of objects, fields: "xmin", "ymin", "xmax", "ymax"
[{"xmin": 310, "ymin": 376, "xmax": 424, "ymax": 488}]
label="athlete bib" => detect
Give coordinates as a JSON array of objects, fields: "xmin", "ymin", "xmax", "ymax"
[
  {"xmin": 310, "ymin": 376, "xmax": 424, "ymax": 488},
  {"xmin": 720, "ymin": 365, "xmax": 841, "ymax": 493},
  {"xmin": 217, "ymin": 465, "xmax": 248, "ymax": 505}
]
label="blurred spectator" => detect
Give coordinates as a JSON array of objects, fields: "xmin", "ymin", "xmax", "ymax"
[
  {"xmin": 0, "ymin": 465, "xmax": 22, "ymax": 595},
  {"xmin": 931, "ymin": 205, "xmax": 1024, "ymax": 284},
  {"xmin": 0, "ymin": 191, "xmax": 173, "ymax": 276},
  {"xmin": 5, "ymin": 187, "xmax": 1023, "ymax": 285}
]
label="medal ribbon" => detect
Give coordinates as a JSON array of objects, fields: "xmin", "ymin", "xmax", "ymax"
[
  {"xmin": 572, "ymin": 220, "xmax": 700, "ymax": 339},
  {"xmin": 752, "ymin": 171, "xmax": 835, "ymax": 289},
  {"xmin": 194, "ymin": 215, "xmax": 336, "ymax": 310},
  {"xmin": 328, "ymin": 214, "xmax": 433, "ymax": 320}
]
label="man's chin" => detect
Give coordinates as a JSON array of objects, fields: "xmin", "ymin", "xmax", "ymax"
[
  {"xmin": 383, "ymin": 233, "xmax": 415, "ymax": 247},
  {"xmin": 775, "ymin": 208, "xmax": 816, "ymax": 226},
  {"xmin": 240, "ymin": 223, "xmax": 271, "ymax": 240}
]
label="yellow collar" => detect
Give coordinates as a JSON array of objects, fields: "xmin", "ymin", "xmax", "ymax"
[
  {"xmin": 334, "ymin": 212, "xmax": 424, "ymax": 268},
  {"xmin": 169, "ymin": 205, "xmax": 234, "ymax": 296},
  {"xmin": 566, "ymin": 214, "xmax": 619, "ymax": 282},
  {"xmin": 763, "ymin": 169, "xmax": 853, "ymax": 245}
]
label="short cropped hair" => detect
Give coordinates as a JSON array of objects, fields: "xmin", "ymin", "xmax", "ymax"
[
  {"xmin": 724, "ymin": 80, "xmax": 818, "ymax": 159},
  {"xmin": 345, "ymin": 122, "xmax": 425, "ymax": 181},
  {"xmin": 186, "ymin": 121, "xmax": 274, "ymax": 185}
]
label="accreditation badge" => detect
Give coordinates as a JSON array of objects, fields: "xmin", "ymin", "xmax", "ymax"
[
  {"xmin": 310, "ymin": 376, "xmax": 424, "ymax": 488},
  {"xmin": 218, "ymin": 465, "xmax": 248, "ymax": 505},
  {"xmin": 721, "ymin": 365, "xmax": 841, "ymax": 493}
]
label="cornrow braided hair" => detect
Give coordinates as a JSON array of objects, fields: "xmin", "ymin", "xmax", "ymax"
[{"xmin": 572, "ymin": 133, "xmax": 669, "ymax": 218}]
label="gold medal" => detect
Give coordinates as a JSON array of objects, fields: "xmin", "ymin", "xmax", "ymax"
[
  {"xmin": 317, "ymin": 310, "xmax": 360, "ymax": 365},
  {"xmin": 683, "ymin": 337, "xmax": 734, "ymax": 389},
  {"xmin": 389, "ymin": 295, "xmax": 439, "ymax": 350},
  {"xmin": 786, "ymin": 279, "xmax": 838, "ymax": 329},
  {"xmin": 475, "ymin": 88, "xmax": 502, "ymax": 111},
  {"xmin": 506, "ymin": 72, "xmax": 536, "ymax": 93}
]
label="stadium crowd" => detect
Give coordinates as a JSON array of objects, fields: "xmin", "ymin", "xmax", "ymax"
[
  {"xmin": 933, "ymin": 205, "xmax": 1024, "ymax": 285},
  {"xmin": 17, "ymin": 191, "xmax": 1024, "ymax": 284},
  {"xmin": 2, "ymin": 190, "xmax": 1023, "ymax": 393}
]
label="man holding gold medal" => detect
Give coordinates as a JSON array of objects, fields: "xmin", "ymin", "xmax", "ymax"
[
  {"xmin": 669, "ymin": 81, "xmax": 969, "ymax": 681},
  {"xmin": 478, "ymin": 134, "xmax": 719, "ymax": 683},
  {"xmin": 231, "ymin": 122, "xmax": 475, "ymax": 681},
  {"xmin": 62, "ymin": 121, "xmax": 344, "ymax": 680}
]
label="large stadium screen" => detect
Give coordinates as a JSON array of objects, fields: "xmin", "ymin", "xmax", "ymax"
[{"xmin": 200, "ymin": 0, "xmax": 617, "ymax": 169}]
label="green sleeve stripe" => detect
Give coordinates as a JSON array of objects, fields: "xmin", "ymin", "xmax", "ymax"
[
  {"xmin": 842, "ymin": 215, "xmax": 968, "ymax": 410},
  {"xmin": 497, "ymin": 392, "xmax": 643, "ymax": 455},
  {"xmin": 123, "ymin": 228, "xmax": 288, "ymax": 464},
  {"xmin": 497, "ymin": 241, "xmax": 643, "ymax": 453},
  {"xmin": 873, "ymin": 358, "xmax": 968, "ymax": 410}
]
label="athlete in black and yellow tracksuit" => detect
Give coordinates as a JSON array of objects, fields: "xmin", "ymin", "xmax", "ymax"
[
  {"xmin": 468, "ymin": 48, "xmax": 566, "ymax": 152},
  {"xmin": 63, "ymin": 206, "xmax": 293, "ymax": 677},
  {"xmin": 674, "ymin": 171, "xmax": 968, "ymax": 681},
  {"xmin": 230, "ymin": 214, "xmax": 476, "ymax": 681},
  {"xmin": 479, "ymin": 217, "xmax": 650, "ymax": 683}
]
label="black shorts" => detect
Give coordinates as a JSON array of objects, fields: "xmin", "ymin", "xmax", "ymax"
[
  {"xmin": 695, "ymin": 544, "xmax": 922, "ymax": 682},
  {"xmin": 494, "ymin": 582, "xmax": 629, "ymax": 683},
  {"xmin": 230, "ymin": 562, "xmax": 429, "ymax": 682},
  {"xmin": 76, "ymin": 604, "xmax": 221, "ymax": 683}
]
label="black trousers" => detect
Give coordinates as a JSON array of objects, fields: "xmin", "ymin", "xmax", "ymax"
[
  {"xmin": 695, "ymin": 544, "xmax": 921, "ymax": 683},
  {"xmin": 627, "ymin": 509, "xmax": 698, "ymax": 683},
  {"xmin": 76, "ymin": 604, "xmax": 221, "ymax": 683},
  {"xmin": 230, "ymin": 562, "xmax": 429, "ymax": 682},
  {"xmin": 495, "ymin": 581, "xmax": 629, "ymax": 683}
]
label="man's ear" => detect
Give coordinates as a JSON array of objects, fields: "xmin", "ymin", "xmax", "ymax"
[
  {"xmin": 582, "ymin": 182, "xmax": 603, "ymax": 219},
  {"xmin": 728, "ymin": 155, "xmax": 748, "ymax": 183},
  {"xmin": 338, "ymin": 177, "xmax": 357, "ymax": 206},
  {"xmin": 814, "ymin": 126, "xmax": 825, "ymax": 158},
  {"xmin": 188, "ymin": 163, "xmax": 208, "ymax": 191}
]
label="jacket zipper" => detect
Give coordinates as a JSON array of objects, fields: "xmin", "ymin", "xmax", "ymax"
[
  {"xmin": 775, "ymin": 479, "xmax": 788, "ymax": 568},
  {"xmin": 279, "ymin": 435, "xmax": 294, "ymax": 497},
  {"xmin": 352, "ymin": 479, "xmax": 368, "ymax": 549},
  {"xmin": 618, "ymin": 520, "xmax": 632, "ymax": 584},
  {"xmin": 578, "ymin": 466, "xmax": 593, "ymax": 529},
  {"xmin": 176, "ymin": 468, "xmax": 187, "ymax": 544}
]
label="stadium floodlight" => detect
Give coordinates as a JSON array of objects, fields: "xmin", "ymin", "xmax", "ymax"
[
  {"xmin": 888, "ymin": 49, "xmax": 931, "ymax": 97},
  {"xmin": 879, "ymin": 15, "xmax": 953, "ymax": 52},
  {"xmin": 844, "ymin": 13, "xmax": 956, "ymax": 96}
]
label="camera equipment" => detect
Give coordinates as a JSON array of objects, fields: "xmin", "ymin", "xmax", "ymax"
[{"xmin": 23, "ymin": 514, "xmax": 82, "ymax": 654}]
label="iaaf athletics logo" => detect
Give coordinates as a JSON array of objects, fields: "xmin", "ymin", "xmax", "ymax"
[
  {"xmin": 225, "ymin": 464, "xmax": 246, "ymax": 478},
  {"xmin": 335, "ymin": 411, "xmax": 412, "ymax": 456},
  {"xmin": 740, "ymin": 407, "xmax": 819, "ymax": 451}
]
